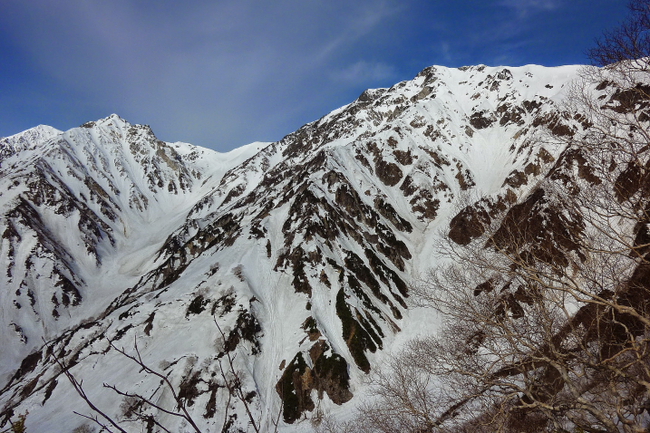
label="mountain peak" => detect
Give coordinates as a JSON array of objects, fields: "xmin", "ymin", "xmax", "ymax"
[
  {"xmin": 0, "ymin": 124, "xmax": 62, "ymax": 162},
  {"xmin": 1, "ymin": 123, "xmax": 62, "ymax": 144},
  {"xmin": 79, "ymin": 113, "xmax": 134, "ymax": 131},
  {"xmin": 0, "ymin": 62, "xmax": 627, "ymax": 432}
]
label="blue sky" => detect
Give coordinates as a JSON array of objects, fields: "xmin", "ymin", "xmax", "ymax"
[{"xmin": 0, "ymin": 0, "xmax": 628, "ymax": 152}]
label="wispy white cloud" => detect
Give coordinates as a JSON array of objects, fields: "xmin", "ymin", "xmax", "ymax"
[
  {"xmin": 0, "ymin": 0, "xmax": 403, "ymax": 149},
  {"xmin": 0, "ymin": 0, "xmax": 628, "ymax": 149},
  {"xmin": 436, "ymin": 41, "xmax": 456, "ymax": 66},
  {"xmin": 450, "ymin": 0, "xmax": 566, "ymax": 66},
  {"xmin": 331, "ymin": 61, "xmax": 397, "ymax": 85},
  {"xmin": 499, "ymin": 0, "xmax": 562, "ymax": 17}
]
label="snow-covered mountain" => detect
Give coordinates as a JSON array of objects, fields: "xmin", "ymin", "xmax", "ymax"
[{"xmin": 0, "ymin": 63, "xmax": 601, "ymax": 432}]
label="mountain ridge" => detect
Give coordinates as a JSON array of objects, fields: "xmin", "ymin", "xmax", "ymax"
[{"xmin": 0, "ymin": 63, "xmax": 599, "ymax": 432}]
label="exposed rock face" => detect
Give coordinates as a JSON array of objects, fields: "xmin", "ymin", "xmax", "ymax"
[
  {"xmin": 0, "ymin": 64, "xmax": 613, "ymax": 431},
  {"xmin": 276, "ymin": 340, "xmax": 352, "ymax": 424}
]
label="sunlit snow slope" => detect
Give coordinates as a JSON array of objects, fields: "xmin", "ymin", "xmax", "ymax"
[{"xmin": 0, "ymin": 64, "xmax": 590, "ymax": 432}]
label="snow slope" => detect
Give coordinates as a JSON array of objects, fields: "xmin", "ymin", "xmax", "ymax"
[{"xmin": 0, "ymin": 64, "xmax": 594, "ymax": 432}]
